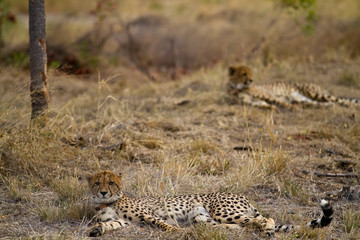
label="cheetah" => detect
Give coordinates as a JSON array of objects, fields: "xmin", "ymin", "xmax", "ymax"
[
  {"xmin": 227, "ymin": 65, "xmax": 360, "ymax": 109},
  {"xmin": 87, "ymin": 170, "xmax": 334, "ymax": 237}
]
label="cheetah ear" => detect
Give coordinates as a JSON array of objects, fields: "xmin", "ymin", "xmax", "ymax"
[
  {"xmin": 117, "ymin": 172, "xmax": 123, "ymax": 179},
  {"xmin": 229, "ymin": 66, "xmax": 236, "ymax": 76}
]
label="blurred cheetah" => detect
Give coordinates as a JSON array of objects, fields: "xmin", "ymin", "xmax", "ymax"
[
  {"xmin": 227, "ymin": 65, "xmax": 360, "ymax": 109},
  {"xmin": 88, "ymin": 170, "xmax": 333, "ymax": 237}
]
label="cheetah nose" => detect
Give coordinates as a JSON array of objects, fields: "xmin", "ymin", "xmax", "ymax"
[{"xmin": 100, "ymin": 191, "xmax": 107, "ymax": 196}]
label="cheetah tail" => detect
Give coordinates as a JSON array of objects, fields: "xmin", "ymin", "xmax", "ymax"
[
  {"xmin": 333, "ymin": 96, "xmax": 360, "ymax": 106},
  {"xmin": 307, "ymin": 199, "xmax": 334, "ymax": 228},
  {"xmin": 275, "ymin": 199, "xmax": 333, "ymax": 233}
]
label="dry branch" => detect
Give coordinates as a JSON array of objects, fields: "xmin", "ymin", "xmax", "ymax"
[
  {"xmin": 233, "ymin": 146, "xmax": 254, "ymax": 152},
  {"xmin": 333, "ymin": 159, "xmax": 357, "ymax": 165},
  {"xmin": 302, "ymin": 170, "xmax": 359, "ymax": 178}
]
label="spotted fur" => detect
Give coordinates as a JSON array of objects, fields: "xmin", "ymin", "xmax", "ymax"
[
  {"xmin": 227, "ymin": 65, "xmax": 360, "ymax": 109},
  {"xmin": 87, "ymin": 171, "xmax": 333, "ymax": 237}
]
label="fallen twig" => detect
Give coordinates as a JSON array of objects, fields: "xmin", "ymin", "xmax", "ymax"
[
  {"xmin": 333, "ymin": 159, "xmax": 357, "ymax": 165},
  {"xmin": 302, "ymin": 170, "xmax": 359, "ymax": 178},
  {"xmin": 333, "ymin": 159, "xmax": 357, "ymax": 171},
  {"xmin": 99, "ymin": 143, "xmax": 126, "ymax": 151},
  {"xmin": 233, "ymin": 146, "xmax": 254, "ymax": 152}
]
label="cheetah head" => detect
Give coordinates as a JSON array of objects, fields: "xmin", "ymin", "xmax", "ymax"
[
  {"xmin": 88, "ymin": 170, "xmax": 123, "ymax": 204},
  {"xmin": 228, "ymin": 66, "xmax": 253, "ymax": 91}
]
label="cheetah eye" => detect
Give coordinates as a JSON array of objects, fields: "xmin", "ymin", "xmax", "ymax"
[
  {"xmin": 242, "ymin": 73, "xmax": 247, "ymax": 76},
  {"xmin": 95, "ymin": 182, "xmax": 100, "ymax": 186},
  {"xmin": 109, "ymin": 181, "xmax": 115, "ymax": 186}
]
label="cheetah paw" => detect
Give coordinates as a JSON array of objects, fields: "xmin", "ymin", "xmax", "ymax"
[{"xmin": 89, "ymin": 225, "xmax": 103, "ymax": 237}]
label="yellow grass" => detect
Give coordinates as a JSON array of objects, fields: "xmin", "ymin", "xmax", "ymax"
[{"xmin": 0, "ymin": 0, "xmax": 360, "ymax": 239}]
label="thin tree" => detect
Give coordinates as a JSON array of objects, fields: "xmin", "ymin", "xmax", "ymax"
[{"xmin": 29, "ymin": 0, "xmax": 49, "ymax": 124}]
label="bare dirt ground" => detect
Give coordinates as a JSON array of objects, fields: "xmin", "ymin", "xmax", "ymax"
[{"xmin": 1, "ymin": 0, "xmax": 360, "ymax": 239}]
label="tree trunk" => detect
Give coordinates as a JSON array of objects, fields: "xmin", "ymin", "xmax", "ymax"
[{"xmin": 29, "ymin": 0, "xmax": 49, "ymax": 124}]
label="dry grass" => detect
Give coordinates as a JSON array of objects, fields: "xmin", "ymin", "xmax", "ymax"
[
  {"xmin": 1, "ymin": 59, "xmax": 359, "ymax": 239},
  {"xmin": 342, "ymin": 208, "xmax": 360, "ymax": 239},
  {"xmin": 181, "ymin": 224, "xmax": 230, "ymax": 240},
  {"xmin": 1, "ymin": 0, "xmax": 360, "ymax": 239}
]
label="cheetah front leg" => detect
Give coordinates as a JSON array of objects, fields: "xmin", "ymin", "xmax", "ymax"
[
  {"xmin": 89, "ymin": 218, "xmax": 131, "ymax": 237},
  {"xmin": 189, "ymin": 206, "xmax": 218, "ymax": 225},
  {"xmin": 250, "ymin": 100, "xmax": 277, "ymax": 109},
  {"xmin": 238, "ymin": 94, "xmax": 276, "ymax": 109},
  {"xmin": 89, "ymin": 207, "xmax": 131, "ymax": 237},
  {"xmin": 142, "ymin": 214, "xmax": 178, "ymax": 231},
  {"xmin": 252, "ymin": 215, "xmax": 276, "ymax": 237},
  {"xmin": 225, "ymin": 214, "xmax": 276, "ymax": 236}
]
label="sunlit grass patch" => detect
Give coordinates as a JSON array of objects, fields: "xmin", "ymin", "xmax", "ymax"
[
  {"xmin": 278, "ymin": 177, "xmax": 309, "ymax": 204},
  {"xmin": 186, "ymin": 154, "xmax": 230, "ymax": 175},
  {"xmin": 1, "ymin": 127, "xmax": 73, "ymax": 179},
  {"xmin": 37, "ymin": 201, "xmax": 94, "ymax": 222},
  {"xmin": 51, "ymin": 176, "xmax": 88, "ymax": 203},
  {"xmin": 182, "ymin": 223, "xmax": 229, "ymax": 240},
  {"xmin": 135, "ymin": 138, "xmax": 164, "ymax": 150},
  {"xmin": 277, "ymin": 226, "xmax": 329, "ymax": 240},
  {"xmin": 187, "ymin": 139, "xmax": 222, "ymax": 155},
  {"xmin": 147, "ymin": 120, "xmax": 182, "ymax": 132},
  {"xmin": 66, "ymin": 201, "xmax": 95, "ymax": 221},
  {"xmin": 183, "ymin": 140, "xmax": 229, "ymax": 175},
  {"xmin": 37, "ymin": 203, "xmax": 64, "ymax": 222},
  {"xmin": 1, "ymin": 176, "xmax": 33, "ymax": 202},
  {"xmin": 262, "ymin": 148, "xmax": 289, "ymax": 176},
  {"xmin": 342, "ymin": 208, "xmax": 360, "ymax": 238},
  {"xmin": 317, "ymin": 120, "xmax": 360, "ymax": 153},
  {"xmin": 337, "ymin": 71, "xmax": 360, "ymax": 89}
]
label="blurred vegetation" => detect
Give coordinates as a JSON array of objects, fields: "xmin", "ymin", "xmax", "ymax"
[
  {"xmin": 0, "ymin": 0, "xmax": 16, "ymax": 48},
  {"xmin": 276, "ymin": 0, "xmax": 317, "ymax": 34},
  {"xmin": 0, "ymin": 0, "xmax": 359, "ymax": 77},
  {"xmin": 0, "ymin": 1, "xmax": 359, "ymax": 238}
]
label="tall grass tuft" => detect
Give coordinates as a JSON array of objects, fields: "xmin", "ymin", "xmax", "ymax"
[{"xmin": 342, "ymin": 209, "xmax": 360, "ymax": 238}]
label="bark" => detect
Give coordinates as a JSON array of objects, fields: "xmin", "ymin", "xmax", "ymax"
[{"xmin": 29, "ymin": 0, "xmax": 49, "ymax": 124}]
